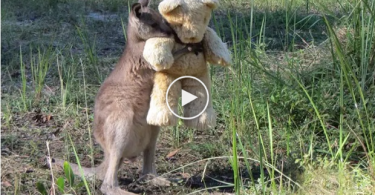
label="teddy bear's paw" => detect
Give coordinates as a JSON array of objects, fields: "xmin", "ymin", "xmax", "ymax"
[
  {"xmin": 143, "ymin": 38, "xmax": 176, "ymax": 71},
  {"xmin": 213, "ymin": 56, "xmax": 232, "ymax": 67},
  {"xmin": 147, "ymin": 106, "xmax": 178, "ymax": 126},
  {"xmin": 206, "ymin": 47, "xmax": 232, "ymax": 67},
  {"xmin": 184, "ymin": 108, "xmax": 217, "ymax": 130},
  {"xmin": 151, "ymin": 55, "xmax": 174, "ymax": 71},
  {"xmin": 203, "ymin": 27, "xmax": 233, "ymax": 67}
]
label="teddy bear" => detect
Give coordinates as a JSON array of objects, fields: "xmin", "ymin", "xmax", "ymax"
[{"xmin": 143, "ymin": 0, "xmax": 231, "ymax": 130}]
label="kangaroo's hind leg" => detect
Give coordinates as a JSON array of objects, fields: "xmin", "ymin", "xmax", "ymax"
[
  {"xmin": 139, "ymin": 125, "xmax": 171, "ymax": 186},
  {"xmin": 141, "ymin": 125, "xmax": 159, "ymax": 176},
  {"xmin": 99, "ymin": 119, "xmax": 136, "ymax": 195}
]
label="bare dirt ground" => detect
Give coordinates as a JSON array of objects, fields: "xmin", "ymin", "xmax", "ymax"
[{"xmin": 1, "ymin": 110, "xmax": 259, "ymax": 194}]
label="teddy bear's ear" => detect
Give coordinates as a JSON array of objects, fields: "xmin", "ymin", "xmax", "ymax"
[
  {"xmin": 202, "ymin": 0, "xmax": 219, "ymax": 9},
  {"xmin": 159, "ymin": 0, "xmax": 183, "ymax": 15}
]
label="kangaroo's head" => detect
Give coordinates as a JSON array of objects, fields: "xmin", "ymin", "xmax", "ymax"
[{"xmin": 128, "ymin": 0, "xmax": 173, "ymax": 41}]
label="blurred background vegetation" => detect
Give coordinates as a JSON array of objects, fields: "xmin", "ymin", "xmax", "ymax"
[{"xmin": 1, "ymin": 0, "xmax": 374, "ymax": 194}]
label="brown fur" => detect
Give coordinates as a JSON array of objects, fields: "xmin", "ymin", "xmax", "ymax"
[
  {"xmin": 50, "ymin": 1, "xmax": 194, "ymax": 194},
  {"xmin": 86, "ymin": 3, "xmax": 171, "ymax": 194}
]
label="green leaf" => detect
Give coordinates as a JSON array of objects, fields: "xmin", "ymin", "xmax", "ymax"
[
  {"xmin": 270, "ymin": 95, "xmax": 276, "ymax": 102},
  {"xmin": 56, "ymin": 177, "xmax": 65, "ymax": 193},
  {"xmin": 36, "ymin": 182, "xmax": 47, "ymax": 195},
  {"xmin": 242, "ymin": 87, "xmax": 247, "ymax": 93},
  {"xmin": 63, "ymin": 161, "xmax": 75, "ymax": 187}
]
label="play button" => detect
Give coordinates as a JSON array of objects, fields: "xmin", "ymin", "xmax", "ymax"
[
  {"xmin": 166, "ymin": 76, "xmax": 209, "ymax": 120},
  {"xmin": 181, "ymin": 90, "xmax": 198, "ymax": 106}
]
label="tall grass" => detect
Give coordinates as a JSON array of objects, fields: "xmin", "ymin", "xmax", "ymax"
[
  {"xmin": 19, "ymin": 46, "xmax": 28, "ymax": 111},
  {"xmin": 323, "ymin": 0, "xmax": 375, "ymax": 170},
  {"xmin": 30, "ymin": 48, "xmax": 53, "ymax": 102},
  {"xmin": 2, "ymin": 0, "xmax": 375, "ymax": 194},
  {"xmin": 216, "ymin": 0, "xmax": 375, "ymax": 194},
  {"xmin": 18, "ymin": 46, "xmax": 54, "ymax": 109},
  {"xmin": 76, "ymin": 21, "xmax": 103, "ymax": 83}
]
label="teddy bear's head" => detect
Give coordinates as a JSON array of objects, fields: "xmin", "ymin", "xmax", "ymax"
[{"xmin": 158, "ymin": 0, "xmax": 219, "ymax": 43}]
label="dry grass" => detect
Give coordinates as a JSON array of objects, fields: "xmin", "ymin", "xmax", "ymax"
[{"xmin": 1, "ymin": 0, "xmax": 375, "ymax": 194}]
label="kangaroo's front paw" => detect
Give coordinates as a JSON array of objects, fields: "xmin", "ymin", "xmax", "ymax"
[
  {"xmin": 100, "ymin": 185, "xmax": 138, "ymax": 195},
  {"xmin": 147, "ymin": 105, "xmax": 177, "ymax": 126},
  {"xmin": 138, "ymin": 174, "xmax": 171, "ymax": 187}
]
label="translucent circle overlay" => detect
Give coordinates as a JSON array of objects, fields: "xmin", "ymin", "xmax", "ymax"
[{"xmin": 166, "ymin": 76, "xmax": 209, "ymax": 120}]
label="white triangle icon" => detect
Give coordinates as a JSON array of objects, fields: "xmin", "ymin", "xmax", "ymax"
[{"xmin": 181, "ymin": 90, "xmax": 198, "ymax": 106}]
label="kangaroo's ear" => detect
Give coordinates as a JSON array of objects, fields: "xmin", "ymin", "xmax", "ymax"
[
  {"xmin": 202, "ymin": 0, "xmax": 219, "ymax": 9},
  {"xmin": 159, "ymin": 0, "xmax": 183, "ymax": 15},
  {"xmin": 131, "ymin": 3, "xmax": 142, "ymax": 17},
  {"xmin": 138, "ymin": 0, "xmax": 150, "ymax": 7}
]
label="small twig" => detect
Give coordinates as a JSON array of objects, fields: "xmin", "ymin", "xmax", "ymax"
[
  {"xmin": 46, "ymin": 141, "xmax": 56, "ymax": 195},
  {"xmin": 201, "ymin": 159, "xmax": 210, "ymax": 182},
  {"xmin": 227, "ymin": 66, "xmax": 238, "ymax": 78}
]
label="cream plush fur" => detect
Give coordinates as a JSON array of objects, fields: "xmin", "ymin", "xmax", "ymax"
[{"xmin": 143, "ymin": 0, "xmax": 231, "ymax": 129}]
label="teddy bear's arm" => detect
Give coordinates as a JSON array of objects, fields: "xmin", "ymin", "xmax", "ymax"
[
  {"xmin": 203, "ymin": 27, "xmax": 232, "ymax": 66},
  {"xmin": 143, "ymin": 37, "xmax": 175, "ymax": 71}
]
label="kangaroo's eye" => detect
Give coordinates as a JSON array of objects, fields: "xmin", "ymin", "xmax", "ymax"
[{"xmin": 151, "ymin": 23, "xmax": 158, "ymax": 28}]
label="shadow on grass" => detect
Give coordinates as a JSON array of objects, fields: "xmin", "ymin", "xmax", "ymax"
[{"xmin": 214, "ymin": 6, "xmax": 342, "ymax": 51}]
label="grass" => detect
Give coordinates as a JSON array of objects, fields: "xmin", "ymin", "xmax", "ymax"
[{"xmin": 1, "ymin": 0, "xmax": 375, "ymax": 194}]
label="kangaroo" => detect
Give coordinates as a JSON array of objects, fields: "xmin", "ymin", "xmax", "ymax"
[{"xmin": 50, "ymin": 1, "xmax": 202, "ymax": 195}]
